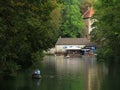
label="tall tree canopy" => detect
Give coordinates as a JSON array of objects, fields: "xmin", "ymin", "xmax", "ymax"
[
  {"xmin": 92, "ymin": 0, "xmax": 120, "ymax": 63},
  {"xmin": 60, "ymin": 0, "xmax": 84, "ymax": 37},
  {"xmin": 0, "ymin": 0, "xmax": 59, "ymax": 74}
]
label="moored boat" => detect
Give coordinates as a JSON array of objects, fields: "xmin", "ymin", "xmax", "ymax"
[
  {"xmin": 66, "ymin": 54, "xmax": 70, "ymax": 58},
  {"xmin": 32, "ymin": 69, "xmax": 42, "ymax": 79},
  {"xmin": 32, "ymin": 74, "xmax": 42, "ymax": 79}
]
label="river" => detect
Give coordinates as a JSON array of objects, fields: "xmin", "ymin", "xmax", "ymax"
[{"xmin": 0, "ymin": 55, "xmax": 120, "ymax": 90}]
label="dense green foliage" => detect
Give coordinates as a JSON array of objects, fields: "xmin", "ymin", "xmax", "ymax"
[
  {"xmin": 0, "ymin": 0, "xmax": 59, "ymax": 75},
  {"xmin": 60, "ymin": 0, "xmax": 84, "ymax": 37},
  {"xmin": 91, "ymin": 0, "xmax": 120, "ymax": 63},
  {"xmin": 50, "ymin": 1, "xmax": 63, "ymax": 35}
]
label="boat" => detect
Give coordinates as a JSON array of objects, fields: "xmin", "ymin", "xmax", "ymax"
[
  {"xmin": 32, "ymin": 69, "xmax": 42, "ymax": 79},
  {"xmin": 32, "ymin": 74, "xmax": 42, "ymax": 79},
  {"xmin": 66, "ymin": 54, "xmax": 70, "ymax": 58}
]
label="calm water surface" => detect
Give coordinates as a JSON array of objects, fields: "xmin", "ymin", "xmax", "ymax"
[{"xmin": 0, "ymin": 55, "xmax": 120, "ymax": 90}]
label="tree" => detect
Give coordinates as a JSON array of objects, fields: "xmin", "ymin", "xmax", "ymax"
[
  {"xmin": 92, "ymin": 0, "xmax": 120, "ymax": 63},
  {"xmin": 50, "ymin": 0, "xmax": 63, "ymax": 39},
  {"xmin": 0, "ymin": 0, "xmax": 58, "ymax": 75},
  {"xmin": 60, "ymin": 0, "xmax": 84, "ymax": 37}
]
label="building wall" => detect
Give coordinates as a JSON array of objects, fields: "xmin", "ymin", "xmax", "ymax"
[
  {"xmin": 84, "ymin": 18, "xmax": 90, "ymax": 38},
  {"xmin": 84, "ymin": 18, "xmax": 95, "ymax": 39}
]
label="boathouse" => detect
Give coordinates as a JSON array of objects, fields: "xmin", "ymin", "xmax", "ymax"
[{"xmin": 55, "ymin": 38, "xmax": 91, "ymax": 56}]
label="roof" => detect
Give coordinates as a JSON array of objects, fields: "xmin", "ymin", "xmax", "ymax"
[
  {"xmin": 83, "ymin": 7, "xmax": 94, "ymax": 19},
  {"xmin": 56, "ymin": 38, "xmax": 90, "ymax": 45}
]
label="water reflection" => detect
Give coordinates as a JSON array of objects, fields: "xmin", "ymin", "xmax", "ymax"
[
  {"xmin": 0, "ymin": 55, "xmax": 116, "ymax": 90},
  {"xmin": 83, "ymin": 56, "xmax": 108, "ymax": 90},
  {"xmin": 41, "ymin": 55, "xmax": 108, "ymax": 90}
]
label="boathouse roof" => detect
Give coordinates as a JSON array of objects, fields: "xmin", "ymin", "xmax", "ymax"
[{"xmin": 56, "ymin": 38, "xmax": 90, "ymax": 45}]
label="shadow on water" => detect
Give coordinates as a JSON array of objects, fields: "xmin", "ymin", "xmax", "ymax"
[
  {"xmin": 0, "ymin": 71, "xmax": 42, "ymax": 90},
  {"xmin": 100, "ymin": 64, "xmax": 120, "ymax": 90}
]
